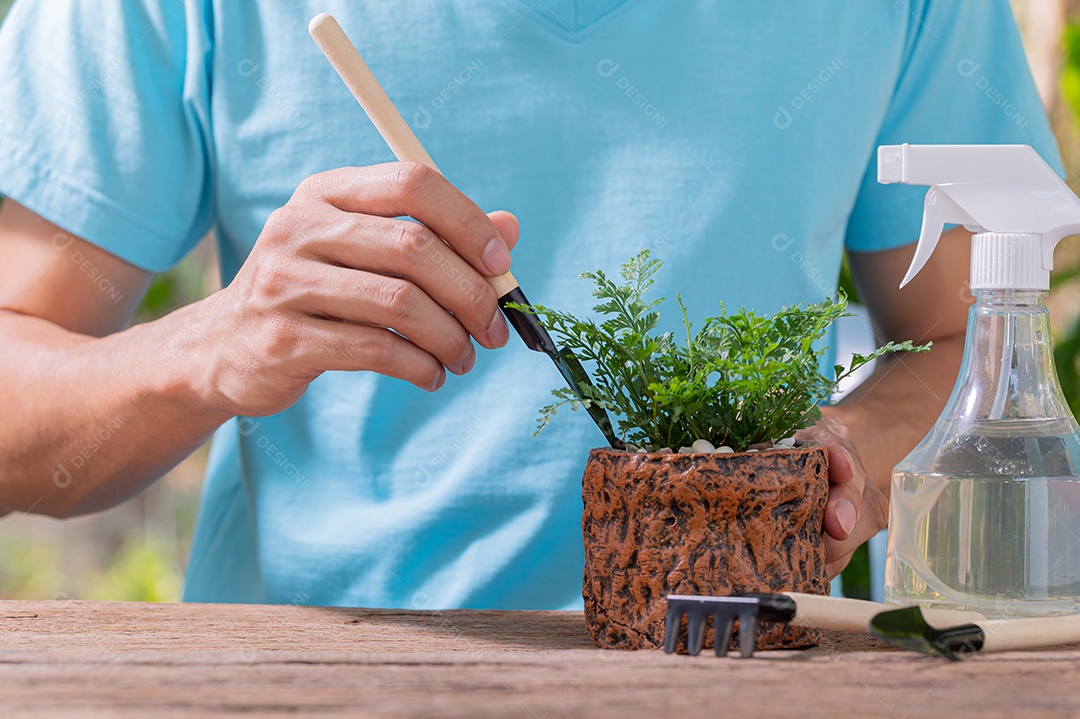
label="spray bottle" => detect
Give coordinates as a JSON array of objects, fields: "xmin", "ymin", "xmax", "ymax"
[{"xmin": 878, "ymin": 144, "xmax": 1080, "ymax": 617}]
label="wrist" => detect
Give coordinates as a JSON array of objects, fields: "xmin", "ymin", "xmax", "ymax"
[
  {"xmin": 130, "ymin": 295, "xmax": 238, "ymax": 424},
  {"xmin": 823, "ymin": 394, "xmax": 910, "ymax": 499}
]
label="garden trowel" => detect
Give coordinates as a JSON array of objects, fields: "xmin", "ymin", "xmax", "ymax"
[{"xmin": 869, "ymin": 605, "xmax": 1080, "ymax": 660}]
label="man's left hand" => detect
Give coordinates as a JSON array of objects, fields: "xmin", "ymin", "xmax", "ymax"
[{"xmin": 797, "ymin": 412, "xmax": 889, "ymax": 579}]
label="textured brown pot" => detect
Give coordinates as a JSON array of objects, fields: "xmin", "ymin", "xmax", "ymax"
[{"xmin": 581, "ymin": 444, "xmax": 829, "ymax": 653}]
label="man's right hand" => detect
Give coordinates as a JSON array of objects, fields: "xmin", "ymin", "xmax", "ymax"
[
  {"xmin": 191, "ymin": 162, "xmax": 518, "ymax": 418},
  {"xmin": 0, "ymin": 162, "xmax": 517, "ymax": 516}
]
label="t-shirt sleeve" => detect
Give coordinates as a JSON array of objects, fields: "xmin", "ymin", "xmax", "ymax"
[
  {"xmin": 845, "ymin": 0, "xmax": 1065, "ymax": 253},
  {"xmin": 0, "ymin": 0, "xmax": 213, "ymax": 272}
]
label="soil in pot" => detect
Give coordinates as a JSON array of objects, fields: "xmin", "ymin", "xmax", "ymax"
[{"xmin": 581, "ymin": 443, "xmax": 830, "ymax": 653}]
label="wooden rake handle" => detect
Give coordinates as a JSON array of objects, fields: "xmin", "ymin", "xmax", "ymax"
[{"xmin": 308, "ymin": 13, "xmax": 519, "ymax": 299}]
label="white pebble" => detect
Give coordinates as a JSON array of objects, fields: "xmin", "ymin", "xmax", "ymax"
[
  {"xmin": 691, "ymin": 439, "xmax": 715, "ymax": 454},
  {"xmin": 779, "ymin": 437, "xmax": 797, "ymax": 447},
  {"xmin": 714, "ymin": 446, "xmax": 734, "ymax": 454},
  {"xmin": 626, "ymin": 444, "xmax": 642, "ymax": 452},
  {"xmin": 678, "ymin": 446, "xmax": 694, "ymax": 454},
  {"xmin": 636, "ymin": 448, "xmax": 648, "ymax": 454},
  {"xmin": 745, "ymin": 449, "xmax": 759, "ymax": 453}
]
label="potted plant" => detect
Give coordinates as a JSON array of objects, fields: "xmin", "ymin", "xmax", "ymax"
[{"xmin": 515, "ymin": 251, "xmax": 928, "ymax": 653}]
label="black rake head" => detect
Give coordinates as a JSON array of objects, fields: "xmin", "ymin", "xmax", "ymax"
[{"xmin": 664, "ymin": 594, "xmax": 797, "ymax": 657}]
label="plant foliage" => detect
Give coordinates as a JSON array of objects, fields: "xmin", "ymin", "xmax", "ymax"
[{"xmin": 511, "ymin": 250, "xmax": 930, "ymax": 452}]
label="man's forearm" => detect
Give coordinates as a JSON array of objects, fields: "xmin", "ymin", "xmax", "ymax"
[
  {"xmin": 825, "ymin": 334, "xmax": 965, "ymax": 498},
  {"xmin": 0, "ymin": 304, "xmax": 231, "ymax": 518}
]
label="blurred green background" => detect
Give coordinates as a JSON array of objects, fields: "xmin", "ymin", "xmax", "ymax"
[{"xmin": 2, "ymin": 0, "xmax": 1080, "ymax": 602}]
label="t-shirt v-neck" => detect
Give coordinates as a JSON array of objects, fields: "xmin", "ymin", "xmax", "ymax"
[{"xmin": 513, "ymin": 0, "xmax": 633, "ymax": 35}]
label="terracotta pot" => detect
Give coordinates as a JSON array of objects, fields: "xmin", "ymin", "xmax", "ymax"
[{"xmin": 581, "ymin": 444, "xmax": 830, "ymax": 653}]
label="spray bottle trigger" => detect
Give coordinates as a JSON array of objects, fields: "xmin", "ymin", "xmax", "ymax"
[{"xmin": 899, "ymin": 186, "xmax": 981, "ymax": 289}]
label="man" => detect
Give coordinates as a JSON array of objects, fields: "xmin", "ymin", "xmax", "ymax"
[{"xmin": 0, "ymin": 1, "xmax": 1061, "ymax": 608}]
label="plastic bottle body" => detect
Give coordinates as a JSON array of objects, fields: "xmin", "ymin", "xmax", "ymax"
[{"xmin": 885, "ymin": 290, "xmax": 1080, "ymax": 616}]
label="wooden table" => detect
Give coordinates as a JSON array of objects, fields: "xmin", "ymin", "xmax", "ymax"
[{"xmin": 1, "ymin": 600, "xmax": 1078, "ymax": 718}]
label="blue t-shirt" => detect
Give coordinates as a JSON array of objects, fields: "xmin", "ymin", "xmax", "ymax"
[{"xmin": 0, "ymin": 0, "xmax": 1061, "ymax": 608}]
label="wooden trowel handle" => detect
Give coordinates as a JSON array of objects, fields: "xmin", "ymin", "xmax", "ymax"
[
  {"xmin": 308, "ymin": 13, "xmax": 519, "ymax": 299},
  {"xmin": 980, "ymin": 614, "xmax": 1080, "ymax": 653},
  {"xmin": 785, "ymin": 592, "xmax": 986, "ymax": 632}
]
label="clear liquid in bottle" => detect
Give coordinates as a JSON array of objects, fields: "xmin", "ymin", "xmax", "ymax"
[
  {"xmin": 885, "ymin": 290, "xmax": 1080, "ymax": 617},
  {"xmin": 887, "ymin": 419, "xmax": 1080, "ymax": 616}
]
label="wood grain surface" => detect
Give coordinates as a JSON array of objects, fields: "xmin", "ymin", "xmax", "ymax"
[{"xmin": 1, "ymin": 600, "xmax": 1078, "ymax": 718}]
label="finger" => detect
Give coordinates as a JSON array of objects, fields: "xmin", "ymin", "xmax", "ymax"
[
  {"xmin": 823, "ymin": 443, "xmax": 862, "ymax": 542},
  {"xmin": 826, "ymin": 555, "xmax": 852, "ymax": 580},
  {"xmin": 294, "ymin": 163, "xmax": 513, "ymax": 277},
  {"xmin": 487, "ymin": 210, "xmax": 520, "ymax": 251},
  {"xmin": 823, "ymin": 483, "xmax": 889, "ymax": 569},
  {"xmin": 303, "ymin": 212, "xmax": 508, "ymax": 350},
  {"xmin": 297, "ymin": 316, "xmax": 447, "ymax": 392},
  {"xmin": 797, "ymin": 426, "xmax": 864, "ymax": 542},
  {"xmin": 298, "ymin": 265, "xmax": 477, "ymax": 376}
]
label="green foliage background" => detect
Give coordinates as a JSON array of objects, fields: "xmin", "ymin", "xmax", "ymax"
[{"xmin": 1052, "ymin": 25, "xmax": 1080, "ymax": 420}]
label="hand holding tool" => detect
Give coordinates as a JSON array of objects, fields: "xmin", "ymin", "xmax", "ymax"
[{"xmin": 308, "ymin": 14, "xmax": 621, "ymax": 447}]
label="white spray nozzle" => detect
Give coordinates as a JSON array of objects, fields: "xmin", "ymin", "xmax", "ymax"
[{"xmin": 877, "ymin": 144, "xmax": 1080, "ymax": 290}]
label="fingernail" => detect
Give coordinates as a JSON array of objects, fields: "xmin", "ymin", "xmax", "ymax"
[
  {"xmin": 481, "ymin": 237, "xmax": 512, "ymax": 275},
  {"xmin": 431, "ymin": 368, "xmax": 446, "ymax": 392},
  {"xmin": 838, "ymin": 446, "xmax": 855, "ymax": 472},
  {"xmin": 461, "ymin": 348, "xmax": 477, "ymax": 374},
  {"xmin": 836, "ymin": 499, "xmax": 857, "ymax": 535},
  {"xmin": 487, "ymin": 311, "xmax": 509, "ymax": 348}
]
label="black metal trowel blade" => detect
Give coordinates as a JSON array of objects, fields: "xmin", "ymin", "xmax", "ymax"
[
  {"xmin": 498, "ymin": 287, "xmax": 623, "ymax": 448},
  {"xmin": 868, "ymin": 606, "xmax": 985, "ymax": 660}
]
